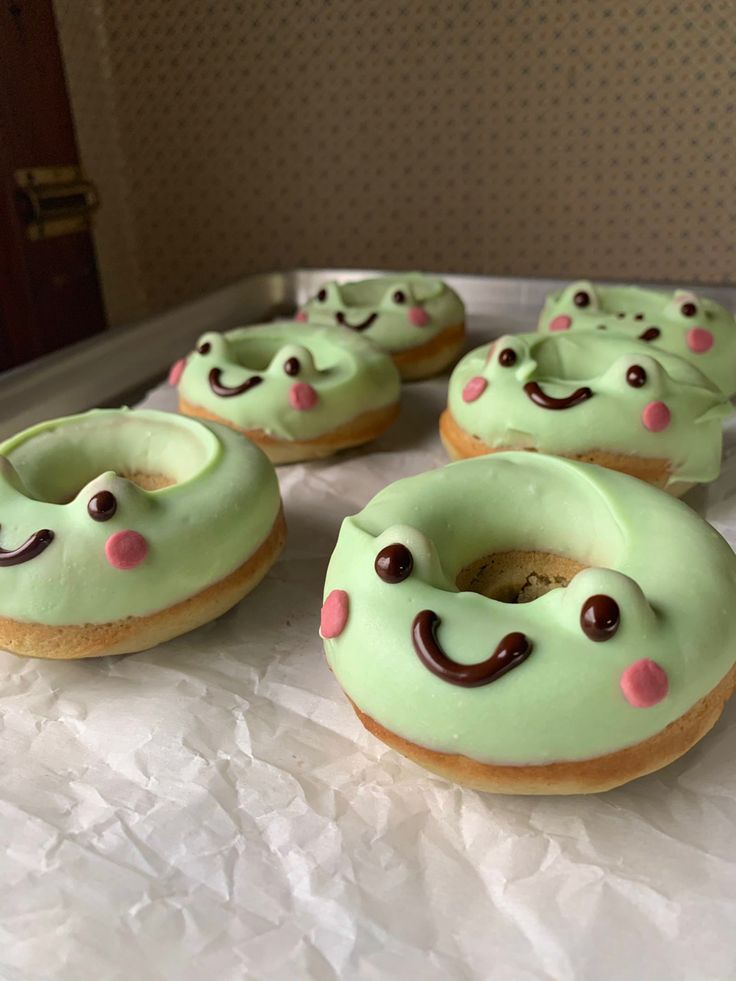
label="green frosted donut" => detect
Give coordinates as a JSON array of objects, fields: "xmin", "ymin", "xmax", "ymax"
[
  {"xmin": 538, "ymin": 281, "xmax": 736, "ymax": 395},
  {"xmin": 299, "ymin": 272, "xmax": 465, "ymax": 353},
  {"xmin": 0, "ymin": 408, "xmax": 282, "ymax": 641},
  {"xmin": 444, "ymin": 332, "xmax": 730, "ymax": 491},
  {"xmin": 173, "ymin": 322, "xmax": 400, "ymax": 461},
  {"xmin": 321, "ymin": 452, "xmax": 736, "ymax": 791}
]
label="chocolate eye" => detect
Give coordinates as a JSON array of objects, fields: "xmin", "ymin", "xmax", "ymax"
[
  {"xmin": 88, "ymin": 490, "xmax": 117, "ymax": 522},
  {"xmin": 375, "ymin": 543, "xmax": 413, "ymax": 583},
  {"xmin": 284, "ymin": 356, "xmax": 300, "ymax": 376},
  {"xmin": 681, "ymin": 301, "xmax": 697, "ymax": 317},
  {"xmin": 197, "ymin": 342, "xmax": 211, "ymax": 355},
  {"xmin": 393, "ymin": 289, "xmax": 406, "ymax": 304},
  {"xmin": 626, "ymin": 365, "xmax": 647, "ymax": 387},
  {"xmin": 317, "ymin": 288, "xmax": 327, "ymax": 302},
  {"xmin": 499, "ymin": 348, "xmax": 517, "ymax": 367},
  {"xmin": 573, "ymin": 290, "xmax": 590, "ymax": 308},
  {"xmin": 580, "ymin": 594, "xmax": 620, "ymax": 642}
]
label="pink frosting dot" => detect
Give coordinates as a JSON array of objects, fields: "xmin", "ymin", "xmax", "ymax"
[
  {"xmin": 549, "ymin": 315, "xmax": 572, "ymax": 332},
  {"xmin": 462, "ymin": 376, "xmax": 488, "ymax": 402},
  {"xmin": 642, "ymin": 400, "xmax": 671, "ymax": 432},
  {"xmin": 294, "ymin": 309, "xmax": 308, "ymax": 322},
  {"xmin": 105, "ymin": 530, "xmax": 149, "ymax": 570},
  {"xmin": 686, "ymin": 327, "xmax": 714, "ymax": 353},
  {"xmin": 320, "ymin": 589, "xmax": 349, "ymax": 638},
  {"xmin": 168, "ymin": 359, "xmax": 186, "ymax": 386},
  {"xmin": 289, "ymin": 381, "xmax": 319, "ymax": 411},
  {"xmin": 408, "ymin": 306, "xmax": 430, "ymax": 327},
  {"xmin": 620, "ymin": 659, "xmax": 669, "ymax": 708}
]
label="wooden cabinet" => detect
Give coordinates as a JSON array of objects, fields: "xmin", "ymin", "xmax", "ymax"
[{"xmin": 0, "ymin": 0, "xmax": 106, "ymax": 371}]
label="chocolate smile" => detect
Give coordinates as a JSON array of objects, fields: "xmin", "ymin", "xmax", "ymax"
[
  {"xmin": 412, "ymin": 609, "xmax": 532, "ymax": 687},
  {"xmin": 335, "ymin": 312, "xmax": 378, "ymax": 331},
  {"xmin": 0, "ymin": 526, "xmax": 54, "ymax": 567},
  {"xmin": 524, "ymin": 381, "xmax": 593, "ymax": 410},
  {"xmin": 639, "ymin": 327, "xmax": 661, "ymax": 342},
  {"xmin": 208, "ymin": 367, "xmax": 263, "ymax": 397}
]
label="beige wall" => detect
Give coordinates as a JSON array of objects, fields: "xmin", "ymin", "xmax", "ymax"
[{"xmin": 54, "ymin": 0, "xmax": 736, "ymax": 326}]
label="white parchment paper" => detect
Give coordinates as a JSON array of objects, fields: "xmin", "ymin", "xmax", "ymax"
[{"xmin": 2, "ymin": 311, "xmax": 736, "ymax": 981}]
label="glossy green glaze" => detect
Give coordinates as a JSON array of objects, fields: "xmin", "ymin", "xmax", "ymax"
[
  {"xmin": 447, "ymin": 332, "xmax": 730, "ymax": 487},
  {"xmin": 301, "ymin": 273, "xmax": 465, "ymax": 353},
  {"xmin": 176, "ymin": 322, "xmax": 400, "ymax": 438},
  {"xmin": 538, "ymin": 281, "xmax": 736, "ymax": 395},
  {"xmin": 323, "ymin": 453, "xmax": 736, "ymax": 764},
  {"xmin": 0, "ymin": 409, "xmax": 281, "ymax": 625}
]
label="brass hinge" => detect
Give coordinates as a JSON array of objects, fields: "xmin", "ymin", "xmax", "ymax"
[{"xmin": 15, "ymin": 165, "xmax": 99, "ymax": 241}]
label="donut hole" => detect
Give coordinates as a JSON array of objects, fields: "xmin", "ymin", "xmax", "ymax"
[
  {"xmin": 456, "ymin": 550, "xmax": 587, "ymax": 603},
  {"xmin": 533, "ymin": 336, "xmax": 617, "ymax": 381},
  {"xmin": 229, "ymin": 334, "xmax": 339, "ymax": 373},
  {"xmin": 59, "ymin": 471, "xmax": 174, "ymax": 501},
  {"xmin": 44, "ymin": 471, "xmax": 174, "ymax": 503},
  {"xmin": 117, "ymin": 472, "xmax": 174, "ymax": 492},
  {"xmin": 534, "ymin": 334, "xmax": 700, "ymax": 387},
  {"xmin": 24, "ymin": 464, "xmax": 176, "ymax": 503},
  {"xmin": 4, "ymin": 413, "xmax": 214, "ymax": 503},
  {"xmin": 53, "ymin": 471, "xmax": 174, "ymax": 502},
  {"xmin": 229, "ymin": 337, "xmax": 295, "ymax": 371}
]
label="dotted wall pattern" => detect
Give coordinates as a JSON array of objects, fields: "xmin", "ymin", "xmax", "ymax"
[
  {"xmin": 54, "ymin": 0, "xmax": 736, "ymax": 325},
  {"xmin": 53, "ymin": 0, "xmax": 148, "ymax": 324}
]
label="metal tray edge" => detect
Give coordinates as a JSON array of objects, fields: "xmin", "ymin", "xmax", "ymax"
[{"xmin": 1, "ymin": 268, "xmax": 734, "ymax": 439}]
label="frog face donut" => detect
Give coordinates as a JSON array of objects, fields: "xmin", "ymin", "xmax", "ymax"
[
  {"xmin": 321, "ymin": 453, "xmax": 736, "ymax": 794},
  {"xmin": 539, "ymin": 281, "xmax": 736, "ymax": 396},
  {"xmin": 440, "ymin": 332, "xmax": 730, "ymax": 495},
  {"xmin": 173, "ymin": 322, "xmax": 401, "ymax": 464},
  {"xmin": 0, "ymin": 408, "xmax": 285, "ymax": 660},
  {"xmin": 299, "ymin": 273, "xmax": 466, "ymax": 380}
]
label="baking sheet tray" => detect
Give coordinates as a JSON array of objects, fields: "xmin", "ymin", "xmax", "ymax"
[{"xmin": 3, "ymin": 277, "xmax": 736, "ymax": 980}]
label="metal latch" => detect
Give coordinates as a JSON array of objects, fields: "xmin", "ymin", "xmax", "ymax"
[{"xmin": 14, "ymin": 165, "xmax": 99, "ymax": 241}]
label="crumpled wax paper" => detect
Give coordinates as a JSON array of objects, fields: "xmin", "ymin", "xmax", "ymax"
[{"xmin": 2, "ymin": 310, "xmax": 736, "ymax": 981}]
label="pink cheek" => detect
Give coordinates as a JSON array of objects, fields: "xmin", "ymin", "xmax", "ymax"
[
  {"xmin": 294, "ymin": 309, "xmax": 308, "ymax": 322},
  {"xmin": 642, "ymin": 401, "xmax": 671, "ymax": 432},
  {"xmin": 321, "ymin": 589, "xmax": 349, "ymax": 638},
  {"xmin": 408, "ymin": 306, "xmax": 430, "ymax": 327},
  {"xmin": 168, "ymin": 359, "xmax": 186, "ymax": 386},
  {"xmin": 289, "ymin": 382, "xmax": 319, "ymax": 411},
  {"xmin": 686, "ymin": 327, "xmax": 714, "ymax": 353},
  {"xmin": 105, "ymin": 530, "xmax": 149, "ymax": 570},
  {"xmin": 549, "ymin": 315, "xmax": 572, "ymax": 332},
  {"xmin": 620, "ymin": 659, "xmax": 669, "ymax": 707},
  {"xmin": 462, "ymin": 376, "xmax": 488, "ymax": 402}
]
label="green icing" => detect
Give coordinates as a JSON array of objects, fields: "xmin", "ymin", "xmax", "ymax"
[
  {"xmin": 0, "ymin": 409, "xmax": 281, "ymax": 626},
  {"xmin": 323, "ymin": 452, "xmax": 736, "ymax": 765},
  {"xmin": 539, "ymin": 281, "xmax": 736, "ymax": 395},
  {"xmin": 447, "ymin": 332, "xmax": 730, "ymax": 487},
  {"xmin": 177, "ymin": 322, "xmax": 400, "ymax": 439},
  {"xmin": 302, "ymin": 273, "xmax": 465, "ymax": 353}
]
